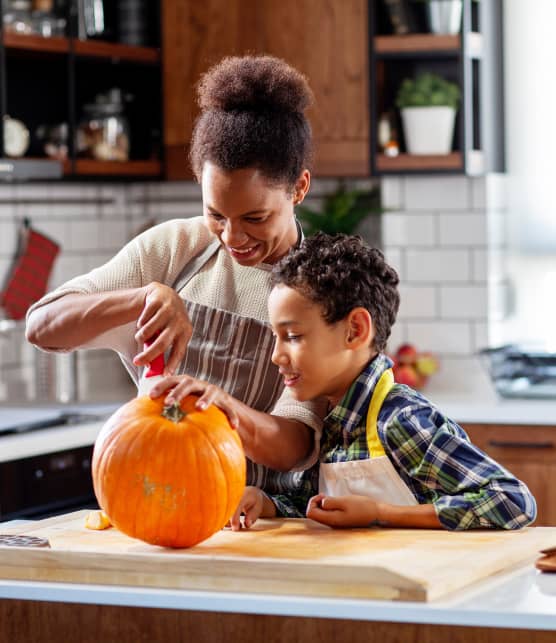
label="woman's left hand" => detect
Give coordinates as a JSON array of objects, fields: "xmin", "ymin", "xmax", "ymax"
[
  {"xmin": 306, "ymin": 493, "xmax": 379, "ymax": 528},
  {"xmin": 149, "ymin": 375, "xmax": 240, "ymax": 429}
]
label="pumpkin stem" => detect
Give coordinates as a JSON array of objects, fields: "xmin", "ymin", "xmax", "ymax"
[{"xmin": 162, "ymin": 403, "xmax": 186, "ymax": 423}]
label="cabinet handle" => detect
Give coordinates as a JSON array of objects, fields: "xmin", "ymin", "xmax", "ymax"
[{"xmin": 488, "ymin": 440, "xmax": 554, "ymax": 449}]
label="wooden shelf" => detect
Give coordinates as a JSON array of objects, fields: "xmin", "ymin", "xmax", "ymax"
[
  {"xmin": 3, "ymin": 32, "xmax": 69, "ymax": 54},
  {"xmin": 73, "ymin": 40, "xmax": 160, "ymax": 64},
  {"xmin": 2, "ymin": 33, "xmax": 160, "ymax": 64},
  {"xmin": 374, "ymin": 34, "xmax": 460, "ymax": 55},
  {"xmin": 376, "ymin": 152, "xmax": 463, "ymax": 172},
  {"xmin": 66, "ymin": 159, "xmax": 162, "ymax": 177}
]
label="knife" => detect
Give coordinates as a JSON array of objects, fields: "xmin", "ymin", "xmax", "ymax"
[{"xmin": 137, "ymin": 338, "xmax": 166, "ymax": 397}]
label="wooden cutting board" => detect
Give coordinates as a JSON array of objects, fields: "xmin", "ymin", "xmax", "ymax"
[{"xmin": 1, "ymin": 511, "xmax": 555, "ymax": 602}]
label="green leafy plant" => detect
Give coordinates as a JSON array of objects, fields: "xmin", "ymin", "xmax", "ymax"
[
  {"xmin": 395, "ymin": 72, "xmax": 461, "ymax": 109},
  {"xmin": 296, "ymin": 184, "xmax": 383, "ymax": 236}
]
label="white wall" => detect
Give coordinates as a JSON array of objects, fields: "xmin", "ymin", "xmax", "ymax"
[{"xmin": 491, "ymin": 0, "xmax": 556, "ymax": 351}]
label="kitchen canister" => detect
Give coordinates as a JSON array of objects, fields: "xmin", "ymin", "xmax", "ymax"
[{"xmin": 117, "ymin": 0, "xmax": 148, "ymax": 46}]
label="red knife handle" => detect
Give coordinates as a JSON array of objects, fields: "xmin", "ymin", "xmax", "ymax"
[{"xmin": 144, "ymin": 337, "xmax": 165, "ymax": 378}]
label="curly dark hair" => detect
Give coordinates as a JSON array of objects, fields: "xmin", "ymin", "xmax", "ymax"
[
  {"xmin": 189, "ymin": 55, "xmax": 314, "ymax": 191},
  {"xmin": 271, "ymin": 233, "xmax": 400, "ymax": 352}
]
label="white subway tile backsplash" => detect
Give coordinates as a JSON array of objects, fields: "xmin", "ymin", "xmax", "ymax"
[
  {"xmin": 0, "ymin": 257, "xmax": 11, "ymax": 286},
  {"xmin": 382, "ymin": 247, "xmax": 404, "ymax": 280},
  {"xmin": 404, "ymin": 176, "xmax": 470, "ymax": 211},
  {"xmin": 50, "ymin": 255, "xmax": 86, "ymax": 288},
  {"xmin": 406, "ymin": 249, "xmax": 471, "ymax": 282},
  {"xmin": 68, "ymin": 219, "xmax": 100, "ymax": 251},
  {"xmin": 36, "ymin": 219, "xmax": 71, "ymax": 248},
  {"xmin": 470, "ymin": 177, "xmax": 486, "ymax": 210},
  {"xmin": 0, "ymin": 173, "xmax": 498, "ymax": 383},
  {"xmin": 398, "ymin": 284, "xmax": 437, "ymax": 319},
  {"xmin": 381, "ymin": 177, "xmax": 404, "ymax": 210},
  {"xmin": 471, "ymin": 248, "xmax": 488, "ymax": 282},
  {"xmin": 152, "ymin": 200, "xmax": 202, "ymax": 219},
  {"xmin": 83, "ymin": 253, "xmax": 116, "ymax": 273},
  {"xmin": 386, "ymin": 321, "xmax": 406, "ymax": 355},
  {"xmin": 472, "ymin": 321, "xmax": 489, "ymax": 352},
  {"xmin": 439, "ymin": 285, "xmax": 488, "ymax": 320},
  {"xmin": 438, "ymin": 213, "xmax": 487, "ymax": 246},
  {"xmin": 382, "ymin": 212, "xmax": 436, "ymax": 247},
  {"xmin": 0, "ymin": 222, "xmax": 16, "ymax": 255},
  {"xmin": 406, "ymin": 321, "xmax": 473, "ymax": 355},
  {"xmin": 98, "ymin": 218, "xmax": 128, "ymax": 252},
  {"xmin": 0, "ymin": 204, "xmax": 15, "ymax": 219},
  {"xmin": 49, "ymin": 183, "xmax": 100, "ymax": 200},
  {"xmin": 144, "ymin": 181, "xmax": 200, "ymax": 201}
]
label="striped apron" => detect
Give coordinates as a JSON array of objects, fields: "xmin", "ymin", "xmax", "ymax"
[{"xmin": 171, "ymin": 239, "xmax": 305, "ymax": 493}]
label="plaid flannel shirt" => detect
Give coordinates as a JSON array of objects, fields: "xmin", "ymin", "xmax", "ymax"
[{"xmin": 269, "ymin": 353, "xmax": 537, "ymax": 530}]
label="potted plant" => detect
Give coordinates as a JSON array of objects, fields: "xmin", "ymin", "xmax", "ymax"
[
  {"xmin": 395, "ymin": 72, "xmax": 461, "ymax": 154},
  {"xmin": 296, "ymin": 184, "xmax": 383, "ymax": 246}
]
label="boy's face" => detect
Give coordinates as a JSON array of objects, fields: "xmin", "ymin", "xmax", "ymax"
[{"xmin": 268, "ymin": 284, "xmax": 355, "ymax": 405}]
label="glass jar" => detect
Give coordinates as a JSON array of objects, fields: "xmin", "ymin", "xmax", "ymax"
[
  {"xmin": 77, "ymin": 89, "xmax": 130, "ymax": 161},
  {"xmin": 3, "ymin": 0, "xmax": 33, "ymax": 34}
]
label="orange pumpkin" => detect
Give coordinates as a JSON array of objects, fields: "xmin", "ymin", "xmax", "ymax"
[{"xmin": 92, "ymin": 395, "xmax": 246, "ymax": 548}]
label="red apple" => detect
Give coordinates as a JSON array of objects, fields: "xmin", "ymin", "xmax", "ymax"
[
  {"xmin": 393, "ymin": 363, "xmax": 421, "ymax": 388},
  {"xmin": 395, "ymin": 343, "xmax": 418, "ymax": 365},
  {"xmin": 415, "ymin": 352, "xmax": 440, "ymax": 377}
]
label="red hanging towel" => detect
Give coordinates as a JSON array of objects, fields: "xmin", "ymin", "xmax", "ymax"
[{"xmin": 0, "ymin": 219, "xmax": 60, "ymax": 321}]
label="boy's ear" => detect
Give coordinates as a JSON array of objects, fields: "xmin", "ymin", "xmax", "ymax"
[{"xmin": 345, "ymin": 308, "xmax": 374, "ymax": 349}]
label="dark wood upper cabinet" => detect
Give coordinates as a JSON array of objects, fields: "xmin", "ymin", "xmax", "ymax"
[
  {"xmin": 162, "ymin": 0, "xmax": 370, "ymax": 180},
  {"xmin": 0, "ymin": 2, "xmax": 163, "ymax": 180}
]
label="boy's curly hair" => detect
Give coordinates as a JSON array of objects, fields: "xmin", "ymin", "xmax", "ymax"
[
  {"xmin": 271, "ymin": 232, "xmax": 400, "ymax": 352},
  {"xmin": 190, "ymin": 55, "xmax": 313, "ymax": 191}
]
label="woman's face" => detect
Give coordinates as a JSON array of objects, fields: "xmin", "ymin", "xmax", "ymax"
[{"xmin": 201, "ymin": 162, "xmax": 309, "ymax": 266}]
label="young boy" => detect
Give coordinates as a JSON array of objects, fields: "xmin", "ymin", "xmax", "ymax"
[{"xmin": 229, "ymin": 232, "xmax": 537, "ymax": 531}]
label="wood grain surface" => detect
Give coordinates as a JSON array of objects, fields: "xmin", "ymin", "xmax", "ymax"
[{"xmin": 1, "ymin": 510, "xmax": 555, "ymax": 602}]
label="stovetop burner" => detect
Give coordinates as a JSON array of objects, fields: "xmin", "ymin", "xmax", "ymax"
[{"xmin": 480, "ymin": 345, "xmax": 556, "ymax": 399}]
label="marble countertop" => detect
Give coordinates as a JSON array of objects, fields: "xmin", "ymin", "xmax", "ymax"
[
  {"xmin": 424, "ymin": 357, "xmax": 556, "ymax": 425},
  {"xmin": 0, "ymin": 560, "xmax": 555, "ymax": 630}
]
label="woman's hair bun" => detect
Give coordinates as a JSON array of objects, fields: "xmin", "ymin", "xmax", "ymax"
[{"xmin": 197, "ymin": 55, "xmax": 313, "ymax": 114}]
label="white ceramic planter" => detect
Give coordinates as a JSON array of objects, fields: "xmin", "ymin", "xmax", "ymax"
[
  {"xmin": 400, "ymin": 106, "xmax": 456, "ymax": 155},
  {"xmin": 426, "ymin": 0, "xmax": 463, "ymax": 35}
]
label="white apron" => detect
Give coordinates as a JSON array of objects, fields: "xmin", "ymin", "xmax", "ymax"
[{"xmin": 319, "ymin": 368, "xmax": 418, "ymax": 506}]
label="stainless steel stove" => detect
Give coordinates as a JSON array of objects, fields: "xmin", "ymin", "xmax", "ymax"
[{"xmin": 480, "ymin": 345, "xmax": 556, "ymax": 399}]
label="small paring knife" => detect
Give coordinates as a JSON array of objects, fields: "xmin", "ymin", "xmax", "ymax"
[{"xmin": 137, "ymin": 340, "xmax": 165, "ymax": 397}]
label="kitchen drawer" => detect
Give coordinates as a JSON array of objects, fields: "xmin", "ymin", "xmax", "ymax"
[{"xmin": 463, "ymin": 424, "xmax": 556, "ymax": 465}]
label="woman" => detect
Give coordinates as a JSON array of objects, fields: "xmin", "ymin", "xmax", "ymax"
[{"xmin": 26, "ymin": 55, "xmax": 326, "ymax": 490}]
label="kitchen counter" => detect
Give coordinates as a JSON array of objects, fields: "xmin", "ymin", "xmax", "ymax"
[
  {"xmin": 0, "ymin": 561, "xmax": 555, "ymax": 630},
  {"xmin": 420, "ymin": 356, "xmax": 556, "ymax": 425},
  {"xmin": 2, "ymin": 357, "xmax": 556, "ymax": 466},
  {"xmin": 0, "ymin": 531, "xmax": 555, "ymax": 643},
  {"xmin": 1, "ymin": 512, "xmax": 556, "ymax": 643}
]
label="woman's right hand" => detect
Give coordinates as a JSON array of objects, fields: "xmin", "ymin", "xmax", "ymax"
[{"xmin": 133, "ymin": 281, "xmax": 192, "ymax": 375}]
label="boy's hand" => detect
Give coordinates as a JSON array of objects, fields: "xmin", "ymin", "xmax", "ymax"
[
  {"xmin": 228, "ymin": 486, "xmax": 277, "ymax": 531},
  {"xmin": 306, "ymin": 493, "xmax": 380, "ymax": 528},
  {"xmin": 149, "ymin": 375, "xmax": 241, "ymax": 429}
]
